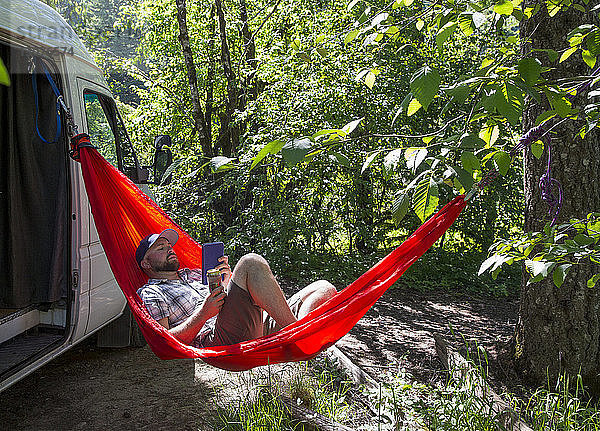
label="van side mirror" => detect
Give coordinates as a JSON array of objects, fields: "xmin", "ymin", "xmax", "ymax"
[{"xmin": 153, "ymin": 135, "xmax": 173, "ymax": 185}]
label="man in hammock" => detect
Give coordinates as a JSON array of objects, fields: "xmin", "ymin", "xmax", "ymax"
[{"xmin": 135, "ymin": 229, "xmax": 337, "ymax": 348}]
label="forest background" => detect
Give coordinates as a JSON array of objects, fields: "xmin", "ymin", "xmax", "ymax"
[{"xmin": 40, "ymin": 0, "xmax": 600, "ymax": 410}]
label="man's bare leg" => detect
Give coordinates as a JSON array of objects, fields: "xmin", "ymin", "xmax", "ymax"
[
  {"xmin": 288, "ymin": 280, "xmax": 337, "ymax": 318},
  {"xmin": 230, "ymin": 253, "xmax": 296, "ymax": 328}
]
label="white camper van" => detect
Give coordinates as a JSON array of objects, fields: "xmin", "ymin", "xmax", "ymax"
[{"xmin": 0, "ymin": 0, "xmax": 172, "ymax": 391}]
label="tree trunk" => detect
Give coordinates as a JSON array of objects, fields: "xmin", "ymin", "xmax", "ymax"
[
  {"xmin": 517, "ymin": 2, "xmax": 600, "ymax": 391},
  {"xmin": 175, "ymin": 0, "xmax": 210, "ymax": 156},
  {"xmin": 214, "ymin": 0, "xmax": 239, "ymax": 157},
  {"xmin": 204, "ymin": 5, "xmax": 216, "ymax": 148},
  {"xmin": 239, "ymin": 0, "xmax": 258, "ymax": 102}
]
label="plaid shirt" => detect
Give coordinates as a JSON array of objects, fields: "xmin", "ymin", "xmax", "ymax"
[{"xmin": 137, "ymin": 269, "xmax": 216, "ymax": 340}]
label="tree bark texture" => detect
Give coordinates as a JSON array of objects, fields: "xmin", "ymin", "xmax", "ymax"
[
  {"xmin": 175, "ymin": 0, "xmax": 211, "ymax": 156},
  {"xmin": 214, "ymin": 0, "xmax": 239, "ymax": 157},
  {"xmin": 518, "ymin": 1, "xmax": 600, "ymax": 390},
  {"xmin": 204, "ymin": 5, "xmax": 216, "ymax": 148},
  {"xmin": 239, "ymin": 0, "xmax": 258, "ymax": 102}
]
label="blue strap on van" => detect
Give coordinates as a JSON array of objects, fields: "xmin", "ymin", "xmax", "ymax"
[{"xmin": 31, "ymin": 60, "xmax": 62, "ymax": 144}]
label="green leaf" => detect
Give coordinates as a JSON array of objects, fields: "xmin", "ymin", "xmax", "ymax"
[
  {"xmin": 436, "ymin": 22, "xmax": 458, "ymax": 52},
  {"xmin": 560, "ymin": 46, "xmax": 578, "ymax": 63},
  {"xmin": 210, "ymin": 156, "xmax": 235, "ymax": 172},
  {"xmin": 588, "ymin": 274, "xmax": 600, "ymax": 288},
  {"xmin": 342, "ymin": 118, "xmax": 363, "ymax": 135},
  {"xmin": 587, "ymin": 30, "xmax": 600, "ymax": 56},
  {"xmin": 479, "ymin": 254, "xmax": 501, "ymax": 275},
  {"xmin": 453, "ymin": 166, "xmax": 473, "ymax": 190},
  {"xmin": 525, "ymin": 259, "xmax": 555, "ymax": 278},
  {"xmin": 282, "ymin": 138, "xmax": 312, "ymax": 166},
  {"xmin": 409, "ymin": 65, "xmax": 440, "ymax": 111},
  {"xmin": 582, "ymin": 50, "xmax": 597, "ymax": 68},
  {"xmin": 344, "ymin": 29, "xmax": 360, "ymax": 45},
  {"xmin": 461, "ymin": 133, "xmax": 487, "ymax": 149},
  {"xmin": 574, "ymin": 234, "xmax": 595, "ymax": 245},
  {"xmin": 331, "ymin": 152, "xmax": 350, "ymax": 167},
  {"xmin": 546, "ymin": 90, "xmax": 572, "ymax": 117},
  {"xmin": 365, "ymin": 70, "xmax": 376, "ymax": 89},
  {"xmin": 347, "ymin": 0, "xmax": 360, "ymax": 11},
  {"xmin": 461, "ymin": 151, "xmax": 481, "ymax": 173},
  {"xmin": 313, "ymin": 129, "xmax": 344, "ymax": 140},
  {"xmin": 159, "ymin": 157, "xmax": 186, "ymax": 185},
  {"xmin": 545, "ymin": 0, "xmax": 564, "ymax": 17},
  {"xmin": 479, "ymin": 125, "xmax": 499, "ymax": 146},
  {"xmin": 493, "ymin": 151, "xmax": 512, "ymax": 176},
  {"xmin": 518, "ymin": 57, "xmax": 542, "ymax": 86},
  {"xmin": 391, "ymin": 192, "xmax": 410, "ymax": 226},
  {"xmin": 416, "ymin": 19, "xmax": 425, "ymax": 31},
  {"xmin": 535, "ymin": 110, "xmax": 557, "ymax": 126},
  {"xmin": 413, "ymin": 175, "xmax": 439, "ymax": 222},
  {"xmin": 531, "ymin": 140, "xmax": 544, "ymax": 159},
  {"xmin": 250, "ymin": 140, "xmax": 285, "ymax": 171},
  {"xmin": 553, "ymin": 264, "xmax": 572, "ymax": 288},
  {"xmin": 458, "ymin": 13, "xmax": 474, "ymax": 36},
  {"xmin": 404, "ymin": 147, "xmax": 428, "ymax": 173},
  {"xmin": 494, "ymin": 83, "xmax": 523, "ymax": 125},
  {"xmin": 371, "ymin": 12, "xmax": 389, "ymax": 27},
  {"xmin": 567, "ymin": 24, "xmax": 595, "ymax": 40},
  {"xmin": 384, "ymin": 148, "xmax": 404, "ymax": 172},
  {"xmin": 0, "ymin": 58, "xmax": 10, "ymax": 86},
  {"xmin": 407, "ymin": 98, "xmax": 422, "ymax": 116},
  {"xmin": 444, "ymin": 82, "xmax": 471, "ymax": 104},
  {"xmin": 494, "ymin": 0, "xmax": 514, "ymax": 15},
  {"xmin": 361, "ymin": 151, "xmax": 380, "ymax": 174}
]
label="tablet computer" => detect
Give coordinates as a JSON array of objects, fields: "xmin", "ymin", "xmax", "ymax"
[{"xmin": 201, "ymin": 241, "xmax": 224, "ymax": 284}]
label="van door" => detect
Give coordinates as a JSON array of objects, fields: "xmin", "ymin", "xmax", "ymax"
[{"xmin": 75, "ymin": 77, "xmax": 144, "ymax": 334}]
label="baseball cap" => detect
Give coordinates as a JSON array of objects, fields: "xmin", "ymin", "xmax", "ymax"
[{"xmin": 135, "ymin": 228, "xmax": 179, "ymax": 268}]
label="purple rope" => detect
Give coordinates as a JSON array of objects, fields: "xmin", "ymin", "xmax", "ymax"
[
  {"xmin": 477, "ymin": 168, "xmax": 500, "ymax": 190},
  {"xmin": 506, "ymin": 66, "xmax": 599, "ymax": 224},
  {"xmin": 471, "ymin": 67, "xmax": 599, "ymax": 223},
  {"xmin": 538, "ymin": 142, "xmax": 563, "ymax": 225},
  {"xmin": 512, "ymin": 123, "xmax": 547, "ymax": 156}
]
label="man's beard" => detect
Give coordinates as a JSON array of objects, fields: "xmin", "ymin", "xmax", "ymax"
[{"xmin": 155, "ymin": 254, "xmax": 179, "ymax": 272}]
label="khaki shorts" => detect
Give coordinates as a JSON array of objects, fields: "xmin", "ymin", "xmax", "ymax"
[{"xmin": 199, "ymin": 281, "xmax": 303, "ymax": 347}]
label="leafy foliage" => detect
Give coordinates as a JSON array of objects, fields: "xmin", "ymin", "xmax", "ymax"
[
  {"xmin": 46, "ymin": 0, "xmax": 597, "ymax": 298},
  {"xmin": 480, "ymin": 214, "xmax": 600, "ymax": 288}
]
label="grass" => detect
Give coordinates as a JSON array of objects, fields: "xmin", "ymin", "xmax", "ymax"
[
  {"xmin": 211, "ymin": 358, "xmax": 354, "ymax": 430},
  {"xmin": 207, "ymin": 345, "xmax": 600, "ymax": 431},
  {"xmin": 208, "ymin": 241, "xmax": 592, "ymax": 430}
]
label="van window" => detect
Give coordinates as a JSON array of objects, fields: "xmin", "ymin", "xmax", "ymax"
[
  {"xmin": 83, "ymin": 91, "xmax": 139, "ymax": 180},
  {"xmin": 84, "ymin": 92, "xmax": 118, "ymax": 167}
]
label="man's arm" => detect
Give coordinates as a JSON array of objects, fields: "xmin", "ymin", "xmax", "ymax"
[{"xmin": 156, "ymin": 286, "xmax": 226, "ymax": 345}]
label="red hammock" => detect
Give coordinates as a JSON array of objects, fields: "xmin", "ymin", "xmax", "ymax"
[{"xmin": 78, "ymin": 145, "xmax": 466, "ymax": 371}]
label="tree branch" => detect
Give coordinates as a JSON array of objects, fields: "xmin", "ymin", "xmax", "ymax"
[{"xmin": 175, "ymin": 0, "xmax": 209, "ymax": 149}]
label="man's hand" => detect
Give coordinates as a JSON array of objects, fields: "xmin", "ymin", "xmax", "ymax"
[
  {"xmin": 216, "ymin": 255, "xmax": 233, "ymax": 288},
  {"xmin": 199, "ymin": 285, "xmax": 226, "ymax": 319}
]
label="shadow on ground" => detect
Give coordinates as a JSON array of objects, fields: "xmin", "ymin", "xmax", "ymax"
[
  {"xmin": 0, "ymin": 287, "xmax": 518, "ymax": 430},
  {"xmin": 335, "ymin": 287, "xmax": 518, "ymax": 387}
]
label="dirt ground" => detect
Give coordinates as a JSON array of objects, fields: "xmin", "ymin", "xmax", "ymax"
[{"xmin": 0, "ymin": 287, "xmax": 518, "ymax": 430}]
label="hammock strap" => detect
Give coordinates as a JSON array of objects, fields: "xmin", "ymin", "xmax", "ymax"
[
  {"xmin": 69, "ymin": 133, "xmax": 96, "ymax": 161},
  {"xmin": 31, "ymin": 59, "xmax": 62, "ymax": 144}
]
